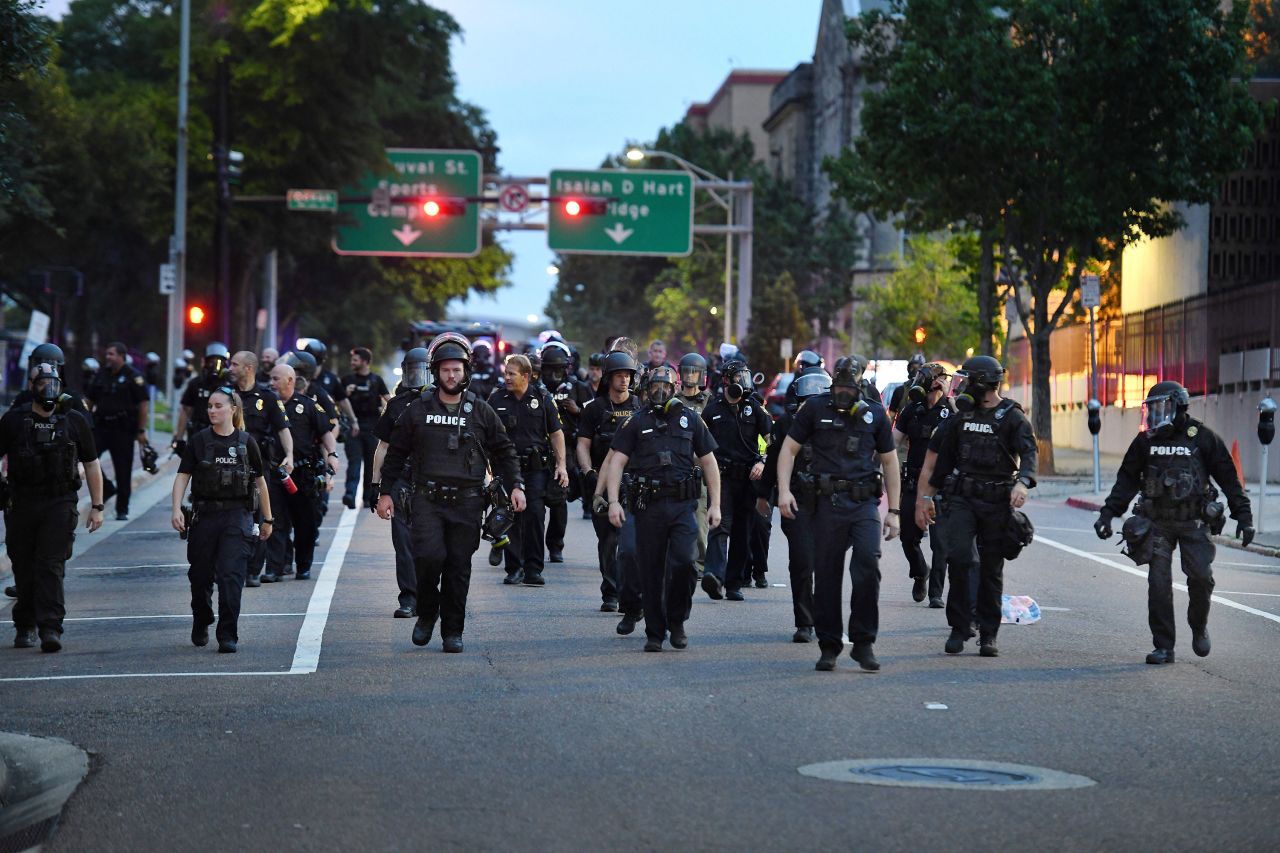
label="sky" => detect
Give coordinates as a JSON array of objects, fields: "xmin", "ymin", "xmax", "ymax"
[{"xmin": 38, "ymin": 0, "xmax": 823, "ymax": 327}]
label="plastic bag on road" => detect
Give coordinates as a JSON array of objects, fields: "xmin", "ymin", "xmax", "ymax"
[{"xmin": 1001, "ymin": 594, "xmax": 1041, "ymax": 624}]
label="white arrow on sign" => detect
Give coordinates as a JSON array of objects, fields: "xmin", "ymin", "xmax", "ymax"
[
  {"xmin": 604, "ymin": 223, "xmax": 634, "ymax": 245},
  {"xmin": 392, "ymin": 224, "xmax": 422, "ymax": 246}
]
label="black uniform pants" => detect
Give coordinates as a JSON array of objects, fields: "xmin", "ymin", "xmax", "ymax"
[
  {"xmin": 188, "ymin": 509, "xmax": 252, "ymax": 644},
  {"xmin": 409, "ymin": 493, "xmax": 483, "ymax": 637},
  {"xmin": 344, "ymin": 420, "xmax": 379, "ymax": 505},
  {"xmin": 633, "ymin": 498, "xmax": 698, "ymax": 642},
  {"xmin": 1148, "ymin": 521, "xmax": 1215, "ymax": 650},
  {"xmin": 591, "ymin": 506, "xmax": 642, "ymax": 615},
  {"xmin": 391, "ymin": 487, "xmax": 417, "ymax": 610},
  {"xmin": 546, "ymin": 455, "xmax": 575, "ymax": 554},
  {"xmin": 748, "ymin": 508, "xmax": 771, "ymax": 580},
  {"xmin": 266, "ymin": 480, "xmax": 320, "ymax": 576},
  {"xmin": 96, "ymin": 426, "xmax": 137, "ymax": 514},
  {"xmin": 781, "ymin": 507, "xmax": 816, "ymax": 629},
  {"xmin": 505, "ymin": 468, "xmax": 547, "ymax": 576},
  {"xmin": 813, "ymin": 495, "xmax": 882, "ymax": 656},
  {"xmin": 7, "ymin": 493, "xmax": 78, "ymax": 635},
  {"xmin": 706, "ymin": 474, "xmax": 755, "ymax": 590},
  {"xmin": 901, "ymin": 486, "xmax": 948, "ymax": 598},
  {"xmin": 248, "ymin": 478, "xmax": 287, "ymax": 579},
  {"xmin": 939, "ymin": 495, "xmax": 1008, "ymax": 638}
]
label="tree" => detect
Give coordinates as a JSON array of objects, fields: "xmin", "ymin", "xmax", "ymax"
[
  {"xmin": 0, "ymin": 0, "xmax": 56, "ymax": 228},
  {"xmin": 857, "ymin": 235, "xmax": 980, "ymax": 359},
  {"xmin": 743, "ymin": 272, "xmax": 811, "ymax": 376},
  {"xmin": 830, "ymin": 0, "xmax": 1264, "ymax": 472}
]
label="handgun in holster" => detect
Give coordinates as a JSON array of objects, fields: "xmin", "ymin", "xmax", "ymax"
[{"xmin": 180, "ymin": 504, "xmax": 195, "ymax": 540}]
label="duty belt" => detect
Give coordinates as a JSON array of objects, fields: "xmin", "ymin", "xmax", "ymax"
[
  {"xmin": 718, "ymin": 459, "xmax": 756, "ymax": 479},
  {"xmin": 193, "ymin": 498, "xmax": 252, "ymax": 513},
  {"xmin": 623, "ymin": 471, "xmax": 702, "ymax": 511},
  {"xmin": 518, "ymin": 446, "xmax": 552, "ymax": 472},
  {"xmin": 415, "ymin": 480, "xmax": 484, "ymax": 505},
  {"xmin": 813, "ymin": 473, "xmax": 883, "ymax": 500},
  {"xmin": 901, "ymin": 466, "xmax": 922, "ymax": 489},
  {"xmin": 1137, "ymin": 498, "xmax": 1203, "ymax": 522},
  {"xmin": 944, "ymin": 474, "xmax": 1013, "ymax": 502}
]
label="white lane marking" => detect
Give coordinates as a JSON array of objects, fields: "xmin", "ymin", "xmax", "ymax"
[
  {"xmin": 71, "ymin": 563, "xmax": 187, "ymax": 570},
  {"xmin": 925, "ymin": 703, "xmax": 948, "ymax": 710},
  {"xmin": 1214, "ymin": 590, "xmax": 1280, "ymax": 598},
  {"xmin": 289, "ymin": 503, "xmax": 359, "ymax": 674},
  {"xmin": 1034, "ymin": 536, "xmax": 1280, "ymax": 627},
  {"xmin": 0, "ymin": 671, "xmax": 289, "ymax": 683},
  {"xmin": 2, "ymin": 613, "xmax": 305, "ymax": 624},
  {"xmin": 1036, "ymin": 526, "xmax": 1091, "ymax": 533},
  {"xmin": 1088, "ymin": 552, "xmax": 1277, "ymax": 569},
  {"xmin": 1040, "ymin": 606, "xmax": 1072, "ymax": 611}
]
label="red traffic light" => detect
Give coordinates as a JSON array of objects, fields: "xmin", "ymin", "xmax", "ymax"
[
  {"xmin": 561, "ymin": 197, "xmax": 608, "ymax": 217},
  {"xmin": 420, "ymin": 197, "xmax": 468, "ymax": 217},
  {"xmin": 188, "ymin": 305, "xmax": 206, "ymax": 325},
  {"xmin": 914, "ymin": 326, "xmax": 926, "ymax": 344}
]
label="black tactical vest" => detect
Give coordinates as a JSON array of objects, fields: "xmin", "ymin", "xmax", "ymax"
[
  {"xmin": 1142, "ymin": 430, "xmax": 1206, "ymax": 509},
  {"xmin": 490, "ymin": 387, "xmax": 551, "ymax": 451},
  {"xmin": 592, "ymin": 398, "xmax": 639, "ymax": 464},
  {"xmin": 9, "ymin": 406, "xmax": 81, "ymax": 495},
  {"xmin": 191, "ymin": 430, "xmax": 254, "ymax": 509},
  {"xmin": 410, "ymin": 391, "xmax": 487, "ymax": 487},
  {"xmin": 806, "ymin": 399, "xmax": 881, "ymax": 480},
  {"xmin": 626, "ymin": 405, "xmax": 698, "ymax": 483},
  {"xmin": 955, "ymin": 399, "xmax": 1020, "ymax": 480}
]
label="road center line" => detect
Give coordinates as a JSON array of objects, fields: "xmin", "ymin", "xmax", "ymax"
[
  {"xmin": 289, "ymin": 502, "xmax": 359, "ymax": 674},
  {"xmin": 1034, "ymin": 536, "xmax": 1280, "ymax": 627}
]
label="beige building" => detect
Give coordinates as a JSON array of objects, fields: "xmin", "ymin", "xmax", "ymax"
[{"xmin": 684, "ymin": 69, "xmax": 789, "ymax": 163}]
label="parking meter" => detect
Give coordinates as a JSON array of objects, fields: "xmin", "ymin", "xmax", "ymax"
[
  {"xmin": 1087, "ymin": 399, "xmax": 1102, "ymax": 435},
  {"xmin": 1259, "ymin": 397, "xmax": 1276, "ymax": 446},
  {"xmin": 1087, "ymin": 399, "xmax": 1102, "ymax": 493}
]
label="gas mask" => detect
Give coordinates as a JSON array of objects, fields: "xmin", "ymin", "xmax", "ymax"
[
  {"xmin": 680, "ymin": 366, "xmax": 703, "ymax": 390},
  {"xmin": 543, "ymin": 365, "xmax": 567, "ymax": 386},
  {"xmin": 482, "ymin": 480, "xmax": 515, "ymax": 551},
  {"xmin": 204, "ymin": 356, "xmax": 228, "ymax": 382},
  {"xmin": 29, "ymin": 365, "xmax": 63, "ymax": 408},
  {"xmin": 948, "ymin": 373, "xmax": 986, "ymax": 413},
  {"xmin": 831, "ymin": 385, "xmax": 861, "ymax": 414},
  {"xmin": 908, "ymin": 365, "xmax": 948, "ymax": 403},
  {"xmin": 723, "ymin": 367, "xmax": 752, "ymax": 403}
]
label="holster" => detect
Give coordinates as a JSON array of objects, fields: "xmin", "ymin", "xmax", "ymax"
[
  {"xmin": 392, "ymin": 481, "xmax": 414, "ymax": 523},
  {"xmin": 946, "ymin": 474, "xmax": 1013, "ymax": 503},
  {"xmin": 792, "ymin": 472, "xmax": 818, "ymax": 514},
  {"xmin": 180, "ymin": 504, "xmax": 195, "ymax": 541},
  {"xmin": 519, "ymin": 446, "xmax": 551, "ymax": 473}
]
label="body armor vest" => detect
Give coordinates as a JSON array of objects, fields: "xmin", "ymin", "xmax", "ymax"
[
  {"xmin": 1142, "ymin": 431, "xmax": 1206, "ymax": 510},
  {"xmin": 679, "ymin": 391, "xmax": 710, "ymax": 417},
  {"xmin": 955, "ymin": 399, "xmax": 1019, "ymax": 480},
  {"xmin": 9, "ymin": 406, "xmax": 81, "ymax": 495},
  {"xmin": 809, "ymin": 402, "xmax": 876, "ymax": 468},
  {"xmin": 191, "ymin": 430, "xmax": 254, "ymax": 509},
  {"xmin": 626, "ymin": 407, "xmax": 698, "ymax": 484},
  {"xmin": 410, "ymin": 391, "xmax": 486, "ymax": 487},
  {"xmin": 593, "ymin": 398, "xmax": 638, "ymax": 459}
]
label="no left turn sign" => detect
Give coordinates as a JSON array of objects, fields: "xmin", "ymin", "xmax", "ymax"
[{"xmin": 498, "ymin": 184, "xmax": 529, "ymax": 213}]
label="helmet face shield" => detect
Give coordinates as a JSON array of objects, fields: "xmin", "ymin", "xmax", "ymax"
[
  {"xmin": 1143, "ymin": 397, "xmax": 1178, "ymax": 435},
  {"xmin": 403, "ymin": 362, "xmax": 430, "ymax": 390},
  {"xmin": 792, "ymin": 372, "xmax": 832, "ymax": 401},
  {"xmin": 679, "ymin": 365, "xmax": 704, "ymax": 388}
]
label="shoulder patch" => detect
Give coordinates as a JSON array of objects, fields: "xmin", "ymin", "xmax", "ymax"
[
  {"xmin": 134, "ymin": 375, "xmax": 145, "ymax": 386},
  {"xmin": 939, "ymin": 407, "xmax": 950, "ymax": 418},
  {"xmin": 679, "ymin": 415, "xmax": 689, "ymax": 429},
  {"xmin": 276, "ymin": 400, "xmax": 285, "ymax": 412},
  {"xmin": 463, "ymin": 401, "xmax": 473, "ymax": 413},
  {"xmin": 1187, "ymin": 425, "xmax": 1198, "ymax": 437},
  {"xmin": 863, "ymin": 410, "xmax": 874, "ymax": 424}
]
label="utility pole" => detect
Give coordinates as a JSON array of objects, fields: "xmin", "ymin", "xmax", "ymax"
[
  {"xmin": 213, "ymin": 55, "xmax": 232, "ymax": 344},
  {"xmin": 166, "ymin": 0, "xmax": 191, "ymax": 421}
]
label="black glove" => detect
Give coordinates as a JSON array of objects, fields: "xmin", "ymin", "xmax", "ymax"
[
  {"xmin": 1094, "ymin": 510, "xmax": 1114, "ymax": 540},
  {"xmin": 171, "ymin": 439, "xmax": 186, "ymax": 457},
  {"xmin": 1237, "ymin": 520, "xmax": 1255, "ymax": 548}
]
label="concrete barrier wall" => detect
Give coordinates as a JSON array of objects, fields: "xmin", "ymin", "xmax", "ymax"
[{"xmin": 1047, "ymin": 388, "xmax": 1280, "ymax": 480}]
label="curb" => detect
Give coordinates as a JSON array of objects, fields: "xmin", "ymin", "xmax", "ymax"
[
  {"xmin": 0, "ymin": 731, "xmax": 90, "ymax": 850},
  {"xmin": 1063, "ymin": 496, "xmax": 1280, "ymax": 559}
]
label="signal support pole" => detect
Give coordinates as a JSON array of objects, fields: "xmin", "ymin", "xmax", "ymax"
[{"xmin": 166, "ymin": 0, "xmax": 190, "ymax": 421}]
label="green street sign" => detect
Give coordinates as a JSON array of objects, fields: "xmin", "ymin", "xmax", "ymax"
[
  {"xmin": 547, "ymin": 169, "xmax": 693, "ymax": 256},
  {"xmin": 333, "ymin": 148, "xmax": 482, "ymax": 257},
  {"xmin": 287, "ymin": 189, "xmax": 338, "ymax": 212}
]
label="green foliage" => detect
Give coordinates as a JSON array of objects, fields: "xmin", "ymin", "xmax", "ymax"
[
  {"xmin": 0, "ymin": 0, "xmax": 55, "ymax": 227},
  {"xmin": 1247, "ymin": 0, "xmax": 1280, "ymax": 75},
  {"xmin": 857, "ymin": 235, "xmax": 979, "ymax": 360},
  {"xmin": 743, "ymin": 272, "xmax": 811, "ymax": 376}
]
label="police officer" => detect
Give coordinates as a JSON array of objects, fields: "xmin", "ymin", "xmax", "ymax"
[
  {"xmin": 13, "ymin": 344, "xmax": 93, "ymax": 421},
  {"xmin": 341, "ymin": 347, "xmax": 390, "ymax": 509},
  {"xmin": 585, "ymin": 352, "xmax": 605, "ymax": 398},
  {"xmin": 174, "ymin": 342, "xmax": 231, "ymax": 453},
  {"xmin": 2, "ymin": 363, "xmax": 105, "ymax": 652},
  {"xmin": 86, "ymin": 341, "xmax": 150, "ymax": 520},
  {"xmin": 264, "ymin": 363, "xmax": 337, "ymax": 582},
  {"xmin": 229, "ymin": 351, "xmax": 294, "ymax": 587},
  {"xmin": 488, "ymin": 353, "xmax": 568, "ymax": 585},
  {"xmin": 700, "ymin": 359, "xmax": 772, "ymax": 601},
  {"xmin": 757, "ymin": 367, "xmax": 831, "ymax": 643},
  {"xmin": 170, "ymin": 388, "xmax": 273, "ymax": 653},
  {"xmin": 469, "ymin": 341, "xmax": 499, "ymax": 398},
  {"xmin": 603, "ymin": 365, "xmax": 721, "ymax": 651},
  {"xmin": 1093, "ymin": 381, "xmax": 1253, "ymax": 664},
  {"xmin": 541, "ymin": 341, "xmax": 592, "ymax": 559},
  {"xmin": 677, "ymin": 353, "xmax": 713, "ymax": 575},
  {"xmin": 370, "ymin": 347, "xmax": 431, "ymax": 619},
  {"xmin": 377, "ymin": 333, "xmax": 525, "ymax": 653},
  {"xmin": 576, "ymin": 350, "xmax": 643, "ymax": 620},
  {"xmin": 777, "ymin": 357, "xmax": 900, "ymax": 671},
  {"xmin": 888, "ymin": 353, "xmax": 926, "ymax": 418},
  {"xmin": 257, "ymin": 348, "xmax": 279, "ymax": 388},
  {"xmin": 893, "ymin": 362, "xmax": 952, "ymax": 607},
  {"xmin": 915, "ymin": 355, "xmax": 1038, "ymax": 658},
  {"xmin": 82, "ymin": 356, "xmax": 100, "ymax": 390}
]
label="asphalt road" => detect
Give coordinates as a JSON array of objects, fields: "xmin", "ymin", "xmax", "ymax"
[{"xmin": 2, "ymin": 485, "xmax": 1279, "ymax": 851}]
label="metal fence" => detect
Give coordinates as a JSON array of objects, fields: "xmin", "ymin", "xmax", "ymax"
[{"xmin": 1007, "ymin": 279, "xmax": 1280, "ymax": 409}]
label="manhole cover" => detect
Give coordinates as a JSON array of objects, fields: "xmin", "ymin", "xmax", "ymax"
[{"xmin": 798, "ymin": 759, "xmax": 1096, "ymax": 791}]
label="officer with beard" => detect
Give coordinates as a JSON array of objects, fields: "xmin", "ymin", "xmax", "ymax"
[
  {"xmin": 1093, "ymin": 381, "xmax": 1252, "ymax": 664},
  {"xmin": 700, "ymin": 359, "xmax": 771, "ymax": 601},
  {"xmin": 541, "ymin": 341, "xmax": 592, "ymax": 561},
  {"xmin": 757, "ymin": 365, "xmax": 831, "ymax": 643},
  {"xmin": 576, "ymin": 351, "xmax": 642, "ymax": 622},
  {"xmin": 603, "ymin": 365, "xmax": 721, "ymax": 651},
  {"xmin": 85, "ymin": 341, "xmax": 149, "ymax": 520},
  {"xmin": 173, "ymin": 343, "xmax": 232, "ymax": 452},
  {"xmin": 371, "ymin": 347, "xmax": 431, "ymax": 619},
  {"xmin": 677, "ymin": 353, "xmax": 712, "ymax": 575},
  {"xmin": 377, "ymin": 333, "xmax": 524, "ymax": 653},
  {"xmin": 3, "ymin": 363, "xmax": 105, "ymax": 652},
  {"xmin": 893, "ymin": 362, "xmax": 952, "ymax": 607},
  {"xmin": 915, "ymin": 355, "xmax": 1037, "ymax": 658},
  {"xmin": 777, "ymin": 356, "xmax": 900, "ymax": 671}
]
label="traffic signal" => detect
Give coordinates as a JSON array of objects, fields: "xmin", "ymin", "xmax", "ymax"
[
  {"xmin": 914, "ymin": 326, "xmax": 926, "ymax": 345},
  {"xmin": 420, "ymin": 197, "xmax": 468, "ymax": 217},
  {"xmin": 561, "ymin": 197, "xmax": 608, "ymax": 217},
  {"xmin": 188, "ymin": 305, "xmax": 206, "ymax": 326}
]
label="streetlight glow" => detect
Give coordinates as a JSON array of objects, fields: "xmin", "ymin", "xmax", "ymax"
[
  {"xmin": 546, "ymin": 265, "xmax": 559, "ymax": 276},
  {"xmin": 625, "ymin": 148, "xmax": 645, "ymax": 162},
  {"xmin": 526, "ymin": 313, "xmax": 539, "ymax": 324}
]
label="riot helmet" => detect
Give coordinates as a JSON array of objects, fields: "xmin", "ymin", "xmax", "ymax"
[
  {"xmin": 588, "ymin": 352, "xmax": 606, "ymax": 368},
  {"xmin": 82, "ymin": 356, "xmax": 100, "ymax": 383},
  {"xmin": 540, "ymin": 341, "xmax": 572, "ymax": 386},
  {"xmin": 679, "ymin": 352, "xmax": 707, "ymax": 390},
  {"xmin": 203, "ymin": 342, "xmax": 231, "ymax": 381},
  {"xmin": 830, "ymin": 356, "xmax": 866, "ymax": 413},
  {"xmin": 722, "ymin": 360, "xmax": 753, "ymax": 403},
  {"xmin": 427, "ymin": 331, "xmax": 473, "ymax": 390},
  {"xmin": 792, "ymin": 350, "xmax": 824, "ymax": 374},
  {"xmin": 299, "ymin": 338, "xmax": 328, "ymax": 367},
  {"xmin": 283, "ymin": 350, "xmax": 318, "ymax": 380},
  {"xmin": 29, "ymin": 343, "xmax": 66, "ymax": 375},
  {"xmin": 647, "ymin": 364, "xmax": 679, "ymax": 411},
  {"xmin": 1142, "ymin": 380, "xmax": 1190, "ymax": 438},
  {"xmin": 401, "ymin": 346, "xmax": 430, "ymax": 391},
  {"xmin": 948, "ymin": 354, "xmax": 1004, "ymax": 412},
  {"xmin": 790, "ymin": 370, "xmax": 833, "ymax": 411},
  {"xmin": 29, "ymin": 362, "xmax": 63, "ymax": 407}
]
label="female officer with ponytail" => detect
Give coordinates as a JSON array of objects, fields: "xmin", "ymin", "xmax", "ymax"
[{"xmin": 171, "ymin": 388, "xmax": 273, "ymax": 653}]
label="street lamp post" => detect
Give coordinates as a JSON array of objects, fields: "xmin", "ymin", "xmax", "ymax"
[{"xmin": 625, "ymin": 148, "xmax": 752, "ymax": 345}]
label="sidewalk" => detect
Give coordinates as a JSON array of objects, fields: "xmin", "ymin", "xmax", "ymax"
[{"xmin": 1052, "ymin": 446, "xmax": 1280, "ymax": 557}]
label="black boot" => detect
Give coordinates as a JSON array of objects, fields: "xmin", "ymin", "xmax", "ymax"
[
  {"xmin": 1145, "ymin": 648, "xmax": 1175, "ymax": 664},
  {"xmin": 850, "ymin": 642, "xmax": 880, "ymax": 671},
  {"xmin": 1192, "ymin": 627, "xmax": 1211, "ymax": 657}
]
